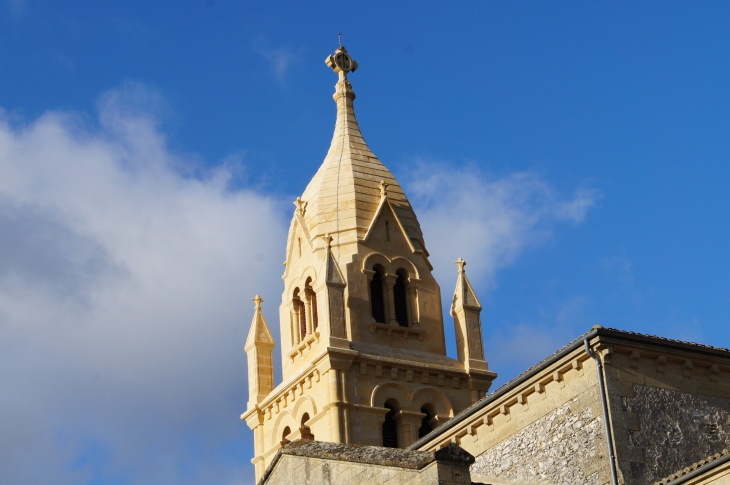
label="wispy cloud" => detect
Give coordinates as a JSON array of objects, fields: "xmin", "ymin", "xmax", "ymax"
[
  {"xmin": 0, "ymin": 83, "xmax": 287, "ymax": 484},
  {"xmin": 6, "ymin": 0, "xmax": 27, "ymax": 18},
  {"xmin": 252, "ymin": 39, "xmax": 303, "ymax": 82},
  {"xmin": 404, "ymin": 161, "xmax": 600, "ymax": 292}
]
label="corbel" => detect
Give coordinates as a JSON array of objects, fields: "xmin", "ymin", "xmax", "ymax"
[
  {"xmin": 375, "ymin": 365, "xmax": 383, "ymax": 377},
  {"xmin": 468, "ymin": 418, "xmax": 484, "ymax": 440},
  {"xmin": 390, "ymin": 367, "xmax": 399, "ymax": 380},
  {"xmin": 553, "ymin": 370, "xmax": 564, "ymax": 388},
  {"xmin": 360, "ymin": 362, "xmax": 368, "ymax": 375},
  {"xmin": 485, "ymin": 414, "xmax": 495, "ymax": 432},
  {"xmin": 572, "ymin": 359, "xmax": 584, "ymax": 376},
  {"xmin": 683, "ymin": 360, "xmax": 693, "ymax": 378},
  {"xmin": 710, "ymin": 364, "xmax": 720, "ymax": 382},
  {"xmin": 518, "ymin": 393, "xmax": 529, "ymax": 411},
  {"xmin": 452, "ymin": 377, "xmax": 460, "ymax": 389},
  {"xmin": 499, "ymin": 403, "xmax": 512, "ymax": 421},
  {"xmin": 422, "ymin": 372, "xmax": 430, "ymax": 384},
  {"xmin": 601, "ymin": 347, "xmax": 613, "ymax": 365},
  {"xmin": 437, "ymin": 374, "xmax": 445, "ymax": 386},
  {"xmin": 630, "ymin": 350, "xmax": 641, "ymax": 369},
  {"xmin": 656, "ymin": 356, "xmax": 667, "ymax": 374},
  {"xmin": 406, "ymin": 370, "xmax": 414, "ymax": 382}
]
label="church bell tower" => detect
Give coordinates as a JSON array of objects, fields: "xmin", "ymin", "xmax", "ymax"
[{"xmin": 241, "ymin": 45, "xmax": 497, "ymax": 480}]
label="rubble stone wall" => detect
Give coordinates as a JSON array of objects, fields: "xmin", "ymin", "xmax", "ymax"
[
  {"xmin": 620, "ymin": 385, "xmax": 730, "ymax": 484},
  {"xmin": 470, "ymin": 396, "xmax": 603, "ymax": 485}
]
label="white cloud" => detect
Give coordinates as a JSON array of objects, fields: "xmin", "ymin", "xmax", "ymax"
[
  {"xmin": 0, "ymin": 84, "xmax": 287, "ymax": 484},
  {"xmin": 0, "ymin": 93, "xmax": 599, "ymax": 483},
  {"xmin": 404, "ymin": 162, "xmax": 600, "ymax": 292},
  {"xmin": 253, "ymin": 41, "xmax": 302, "ymax": 81}
]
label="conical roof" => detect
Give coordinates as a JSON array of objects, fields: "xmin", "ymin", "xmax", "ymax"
[
  {"xmin": 299, "ymin": 46, "xmax": 424, "ymax": 250},
  {"xmin": 245, "ymin": 295, "xmax": 274, "ymax": 351}
]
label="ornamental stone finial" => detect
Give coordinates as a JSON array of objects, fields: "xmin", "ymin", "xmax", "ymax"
[
  {"xmin": 379, "ymin": 180, "xmax": 389, "ymax": 198},
  {"xmin": 253, "ymin": 294, "xmax": 263, "ymax": 310},
  {"xmin": 294, "ymin": 197, "xmax": 307, "ymax": 216},
  {"xmin": 325, "ymin": 45, "xmax": 358, "ymax": 79},
  {"xmin": 324, "ymin": 233, "xmax": 333, "ymax": 249},
  {"xmin": 455, "ymin": 258, "xmax": 467, "ymax": 274}
]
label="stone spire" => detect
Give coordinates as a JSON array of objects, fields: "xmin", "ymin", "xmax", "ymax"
[
  {"xmin": 298, "ymin": 46, "xmax": 426, "ymax": 253},
  {"xmin": 451, "ymin": 259, "xmax": 490, "ymax": 374},
  {"xmin": 244, "ymin": 295, "xmax": 275, "ymax": 407}
]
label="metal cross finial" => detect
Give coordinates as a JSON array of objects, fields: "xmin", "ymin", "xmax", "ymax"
[
  {"xmin": 338, "ymin": 32, "xmax": 342, "ymax": 47},
  {"xmin": 253, "ymin": 294, "xmax": 263, "ymax": 310},
  {"xmin": 379, "ymin": 180, "xmax": 389, "ymax": 198},
  {"xmin": 294, "ymin": 197, "xmax": 307, "ymax": 215},
  {"xmin": 455, "ymin": 258, "xmax": 467, "ymax": 274}
]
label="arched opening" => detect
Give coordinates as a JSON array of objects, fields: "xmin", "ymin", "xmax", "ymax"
[
  {"xmin": 300, "ymin": 413, "xmax": 314, "ymax": 440},
  {"xmin": 281, "ymin": 426, "xmax": 291, "ymax": 446},
  {"xmin": 418, "ymin": 403, "xmax": 437, "ymax": 439},
  {"xmin": 393, "ymin": 269, "xmax": 409, "ymax": 327},
  {"xmin": 293, "ymin": 288, "xmax": 306, "ymax": 339},
  {"xmin": 298, "ymin": 237, "xmax": 301, "ymax": 258},
  {"xmin": 381, "ymin": 399, "xmax": 399, "ymax": 448},
  {"xmin": 305, "ymin": 277, "xmax": 318, "ymax": 331},
  {"xmin": 370, "ymin": 265, "xmax": 386, "ymax": 323}
]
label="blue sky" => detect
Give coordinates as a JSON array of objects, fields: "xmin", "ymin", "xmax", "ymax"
[{"xmin": 1, "ymin": 2, "xmax": 730, "ymax": 484}]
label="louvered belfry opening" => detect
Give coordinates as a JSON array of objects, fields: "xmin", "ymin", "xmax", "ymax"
[
  {"xmin": 418, "ymin": 404, "xmax": 436, "ymax": 439},
  {"xmin": 300, "ymin": 303, "xmax": 306, "ymax": 338},
  {"xmin": 381, "ymin": 401, "xmax": 399, "ymax": 448},
  {"xmin": 393, "ymin": 270, "xmax": 408, "ymax": 327},
  {"xmin": 370, "ymin": 265, "xmax": 386, "ymax": 323}
]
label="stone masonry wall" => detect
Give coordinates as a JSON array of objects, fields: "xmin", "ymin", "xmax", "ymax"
[
  {"xmin": 621, "ymin": 385, "xmax": 730, "ymax": 484},
  {"xmin": 470, "ymin": 396, "xmax": 603, "ymax": 484},
  {"xmin": 262, "ymin": 454, "xmax": 473, "ymax": 485}
]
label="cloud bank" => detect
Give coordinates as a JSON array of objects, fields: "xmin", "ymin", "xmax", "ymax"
[
  {"xmin": 0, "ymin": 89, "xmax": 597, "ymax": 484},
  {"xmin": 0, "ymin": 84, "xmax": 287, "ymax": 484}
]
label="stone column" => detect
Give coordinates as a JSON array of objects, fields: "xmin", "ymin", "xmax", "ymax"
[
  {"xmin": 292, "ymin": 299, "xmax": 303, "ymax": 341},
  {"xmin": 291, "ymin": 309, "xmax": 300, "ymax": 344},
  {"xmin": 304, "ymin": 288, "xmax": 314, "ymax": 335},
  {"xmin": 363, "ymin": 269, "xmax": 375, "ymax": 322},
  {"xmin": 396, "ymin": 410, "xmax": 424, "ymax": 448},
  {"xmin": 383, "ymin": 273, "xmax": 398, "ymax": 325},
  {"xmin": 328, "ymin": 368, "xmax": 342, "ymax": 442},
  {"xmin": 407, "ymin": 283, "xmax": 418, "ymax": 327}
]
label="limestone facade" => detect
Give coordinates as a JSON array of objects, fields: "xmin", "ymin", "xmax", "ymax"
[{"xmin": 241, "ymin": 46, "xmax": 496, "ymax": 481}]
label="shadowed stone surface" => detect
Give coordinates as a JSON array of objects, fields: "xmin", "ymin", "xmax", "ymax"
[
  {"xmin": 434, "ymin": 443, "xmax": 475, "ymax": 464},
  {"xmin": 623, "ymin": 385, "xmax": 730, "ymax": 484}
]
